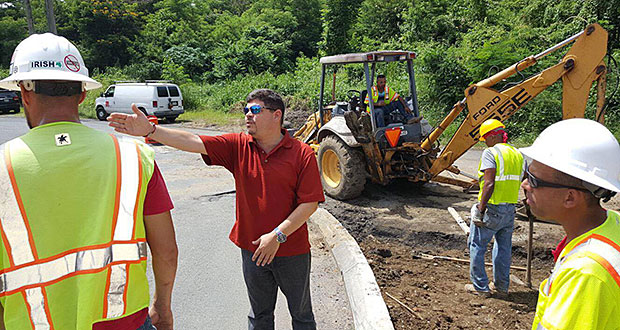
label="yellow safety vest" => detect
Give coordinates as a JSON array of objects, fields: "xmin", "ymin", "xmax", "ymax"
[
  {"xmin": 477, "ymin": 143, "xmax": 524, "ymax": 204},
  {"xmin": 0, "ymin": 122, "xmax": 155, "ymax": 329},
  {"xmin": 532, "ymin": 210, "xmax": 620, "ymax": 330},
  {"xmin": 365, "ymin": 86, "xmax": 399, "ymax": 112}
]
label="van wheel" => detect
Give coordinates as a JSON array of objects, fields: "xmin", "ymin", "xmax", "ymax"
[
  {"xmin": 318, "ymin": 135, "xmax": 367, "ymax": 200},
  {"xmin": 13, "ymin": 108, "xmax": 20, "ymax": 113},
  {"xmin": 96, "ymin": 106, "xmax": 108, "ymax": 121},
  {"xmin": 165, "ymin": 116, "xmax": 177, "ymax": 123}
]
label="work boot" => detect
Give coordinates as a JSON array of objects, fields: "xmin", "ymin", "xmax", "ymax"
[
  {"xmin": 464, "ymin": 284, "xmax": 491, "ymax": 298},
  {"xmin": 489, "ymin": 282, "xmax": 509, "ymax": 299}
]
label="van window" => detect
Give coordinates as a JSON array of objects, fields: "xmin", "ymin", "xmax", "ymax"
[
  {"xmin": 105, "ymin": 86, "xmax": 115, "ymax": 97},
  {"xmin": 168, "ymin": 86, "xmax": 180, "ymax": 97},
  {"xmin": 157, "ymin": 86, "xmax": 168, "ymax": 97}
]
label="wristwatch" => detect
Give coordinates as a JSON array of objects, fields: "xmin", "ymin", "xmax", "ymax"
[{"xmin": 273, "ymin": 227, "xmax": 287, "ymax": 243}]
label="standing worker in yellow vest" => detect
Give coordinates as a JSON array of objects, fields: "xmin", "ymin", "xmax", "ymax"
[
  {"xmin": 0, "ymin": 34, "xmax": 178, "ymax": 330},
  {"xmin": 520, "ymin": 119, "xmax": 620, "ymax": 329},
  {"xmin": 466, "ymin": 119, "xmax": 524, "ymax": 297}
]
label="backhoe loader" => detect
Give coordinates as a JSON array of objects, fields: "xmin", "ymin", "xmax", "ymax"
[{"xmin": 294, "ymin": 23, "xmax": 610, "ymax": 200}]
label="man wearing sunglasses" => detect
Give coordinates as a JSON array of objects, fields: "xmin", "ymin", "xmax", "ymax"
[
  {"xmin": 465, "ymin": 119, "xmax": 524, "ymax": 298},
  {"xmin": 520, "ymin": 118, "xmax": 620, "ymax": 330},
  {"xmin": 108, "ymin": 89, "xmax": 324, "ymax": 330}
]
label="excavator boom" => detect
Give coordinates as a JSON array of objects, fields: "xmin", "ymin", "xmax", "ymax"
[{"xmin": 422, "ymin": 23, "xmax": 608, "ymax": 178}]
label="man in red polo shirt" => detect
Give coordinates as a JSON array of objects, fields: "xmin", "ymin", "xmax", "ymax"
[{"xmin": 109, "ymin": 89, "xmax": 324, "ymax": 329}]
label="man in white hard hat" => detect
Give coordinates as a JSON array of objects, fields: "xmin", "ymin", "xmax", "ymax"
[
  {"xmin": 0, "ymin": 33, "xmax": 178, "ymax": 330},
  {"xmin": 520, "ymin": 118, "xmax": 620, "ymax": 329}
]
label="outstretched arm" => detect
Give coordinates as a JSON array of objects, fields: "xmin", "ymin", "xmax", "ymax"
[{"xmin": 108, "ymin": 104, "xmax": 206, "ymax": 154}]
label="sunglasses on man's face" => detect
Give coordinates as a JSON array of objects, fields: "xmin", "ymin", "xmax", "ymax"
[
  {"xmin": 243, "ymin": 104, "xmax": 275, "ymax": 115},
  {"xmin": 525, "ymin": 165, "xmax": 588, "ymax": 191}
]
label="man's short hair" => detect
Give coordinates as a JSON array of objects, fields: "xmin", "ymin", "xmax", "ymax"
[
  {"xmin": 246, "ymin": 89, "xmax": 285, "ymax": 125},
  {"xmin": 552, "ymin": 170, "xmax": 601, "ymax": 206},
  {"xmin": 377, "ymin": 74, "xmax": 386, "ymax": 80},
  {"xmin": 23, "ymin": 80, "xmax": 82, "ymax": 97}
]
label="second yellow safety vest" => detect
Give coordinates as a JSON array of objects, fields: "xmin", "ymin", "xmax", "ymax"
[
  {"xmin": 532, "ymin": 210, "xmax": 620, "ymax": 329},
  {"xmin": 477, "ymin": 143, "xmax": 524, "ymax": 204},
  {"xmin": 0, "ymin": 122, "xmax": 155, "ymax": 329}
]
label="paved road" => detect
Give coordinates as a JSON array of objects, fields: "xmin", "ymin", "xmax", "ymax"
[{"xmin": 0, "ymin": 114, "xmax": 353, "ymax": 329}]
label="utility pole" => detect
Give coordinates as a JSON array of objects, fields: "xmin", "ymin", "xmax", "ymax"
[
  {"xmin": 22, "ymin": 0, "xmax": 35, "ymax": 35},
  {"xmin": 45, "ymin": 0, "xmax": 57, "ymax": 34}
]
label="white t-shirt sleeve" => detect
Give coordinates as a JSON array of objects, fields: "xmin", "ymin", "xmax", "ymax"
[{"xmin": 479, "ymin": 148, "xmax": 496, "ymax": 171}]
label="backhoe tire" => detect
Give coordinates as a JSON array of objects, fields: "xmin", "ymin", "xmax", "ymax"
[{"xmin": 318, "ymin": 135, "xmax": 366, "ymax": 200}]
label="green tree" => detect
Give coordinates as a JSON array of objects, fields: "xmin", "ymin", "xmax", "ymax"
[
  {"xmin": 350, "ymin": 0, "xmax": 409, "ymax": 51},
  {"xmin": 320, "ymin": 0, "xmax": 363, "ymax": 55},
  {"xmin": 0, "ymin": 16, "xmax": 28, "ymax": 67},
  {"xmin": 58, "ymin": 0, "xmax": 142, "ymax": 70},
  {"xmin": 289, "ymin": 0, "xmax": 322, "ymax": 57}
]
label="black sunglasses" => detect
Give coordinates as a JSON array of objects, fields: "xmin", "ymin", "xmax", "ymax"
[
  {"xmin": 525, "ymin": 165, "xmax": 588, "ymax": 191},
  {"xmin": 243, "ymin": 104, "xmax": 276, "ymax": 115}
]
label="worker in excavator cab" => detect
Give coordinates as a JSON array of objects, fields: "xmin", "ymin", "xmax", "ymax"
[
  {"xmin": 466, "ymin": 119, "xmax": 525, "ymax": 298},
  {"xmin": 364, "ymin": 74, "xmax": 419, "ymax": 127}
]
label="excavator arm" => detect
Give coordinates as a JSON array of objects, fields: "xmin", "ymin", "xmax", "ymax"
[{"xmin": 421, "ymin": 23, "xmax": 608, "ymax": 178}]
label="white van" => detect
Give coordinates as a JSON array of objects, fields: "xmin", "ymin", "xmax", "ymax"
[{"xmin": 95, "ymin": 81, "xmax": 184, "ymax": 122}]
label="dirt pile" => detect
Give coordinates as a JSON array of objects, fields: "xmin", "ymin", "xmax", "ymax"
[{"xmin": 322, "ymin": 182, "xmax": 619, "ymax": 329}]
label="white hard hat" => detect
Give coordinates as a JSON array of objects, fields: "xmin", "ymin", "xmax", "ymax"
[
  {"xmin": 0, "ymin": 33, "xmax": 101, "ymax": 91},
  {"xmin": 520, "ymin": 118, "xmax": 620, "ymax": 195}
]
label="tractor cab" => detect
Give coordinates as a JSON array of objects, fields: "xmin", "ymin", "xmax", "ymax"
[
  {"xmin": 315, "ymin": 51, "xmax": 432, "ymax": 149},
  {"xmin": 291, "ymin": 51, "xmax": 435, "ymax": 200}
]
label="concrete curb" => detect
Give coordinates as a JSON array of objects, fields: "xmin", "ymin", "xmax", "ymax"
[{"xmin": 309, "ymin": 208, "xmax": 394, "ymax": 330}]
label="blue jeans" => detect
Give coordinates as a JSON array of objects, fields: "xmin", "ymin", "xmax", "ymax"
[
  {"xmin": 241, "ymin": 249, "xmax": 316, "ymax": 330},
  {"xmin": 373, "ymin": 101, "xmax": 414, "ymax": 127},
  {"xmin": 136, "ymin": 315, "xmax": 156, "ymax": 330},
  {"xmin": 468, "ymin": 203, "xmax": 515, "ymax": 293}
]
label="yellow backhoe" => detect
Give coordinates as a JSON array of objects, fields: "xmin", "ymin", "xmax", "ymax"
[{"xmin": 294, "ymin": 23, "xmax": 610, "ymax": 200}]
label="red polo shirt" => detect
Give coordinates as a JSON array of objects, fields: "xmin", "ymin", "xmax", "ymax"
[{"xmin": 200, "ymin": 130, "xmax": 325, "ymax": 256}]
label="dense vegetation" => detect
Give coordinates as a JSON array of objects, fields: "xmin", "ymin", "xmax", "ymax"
[{"xmin": 1, "ymin": 0, "xmax": 619, "ymax": 140}]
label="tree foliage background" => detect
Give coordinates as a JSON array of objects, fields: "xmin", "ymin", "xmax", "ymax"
[{"xmin": 1, "ymin": 0, "xmax": 619, "ymax": 139}]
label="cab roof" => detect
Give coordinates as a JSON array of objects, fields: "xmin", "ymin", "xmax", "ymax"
[{"xmin": 319, "ymin": 50, "xmax": 416, "ymax": 65}]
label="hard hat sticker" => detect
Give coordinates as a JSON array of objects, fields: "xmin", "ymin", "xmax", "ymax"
[
  {"xmin": 30, "ymin": 60, "xmax": 62, "ymax": 69},
  {"xmin": 64, "ymin": 55, "xmax": 80, "ymax": 72},
  {"xmin": 55, "ymin": 133, "xmax": 71, "ymax": 147}
]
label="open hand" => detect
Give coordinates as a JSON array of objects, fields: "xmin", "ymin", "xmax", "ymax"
[
  {"xmin": 251, "ymin": 232, "xmax": 280, "ymax": 266},
  {"xmin": 107, "ymin": 104, "xmax": 153, "ymax": 137}
]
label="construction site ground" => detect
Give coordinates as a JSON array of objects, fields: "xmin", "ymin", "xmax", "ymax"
[{"xmin": 321, "ymin": 169, "xmax": 620, "ymax": 330}]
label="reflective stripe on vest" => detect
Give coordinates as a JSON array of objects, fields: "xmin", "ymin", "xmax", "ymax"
[
  {"xmin": 543, "ymin": 234, "xmax": 620, "ymax": 296},
  {"xmin": 0, "ymin": 135, "xmax": 145, "ymax": 326},
  {"xmin": 491, "ymin": 145, "xmax": 522, "ymax": 182},
  {"xmin": 535, "ymin": 323, "xmax": 548, "ymax": 330},
  {"xmin": 371, "ymin": 86, "xmax": 396, "ymax": 103}
]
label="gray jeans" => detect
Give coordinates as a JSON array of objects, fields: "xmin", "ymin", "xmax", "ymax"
[{"xmin": 241, "ymin": 249, "xmax": 316, "ymax": 330}]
